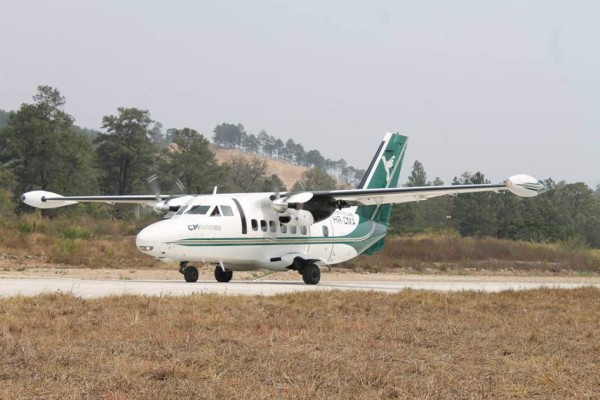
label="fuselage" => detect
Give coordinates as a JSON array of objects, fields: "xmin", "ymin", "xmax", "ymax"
[{"xmin": 135, "ymin": 192, "xmax": 388, "ymax": 271}]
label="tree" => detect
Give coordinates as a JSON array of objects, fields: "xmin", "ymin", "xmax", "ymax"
[
  {"xmin": 148, "ymin": 121, "xmax": 165, "ymax": 147},
  {"xmin": 213, "ymin": 123, "xmax": 246, "ymax": 149},
  {"xmin": 305, "ymin": 149, "xmax": 325, "ymax": 169},
  {"xmin": 293, "ymin": 143, "xmax": 306, "ymax": 166},
  {"xmin": 262, "ymin": 173, "xmax": 287, "ymax": 193},
  {"xmin": 274, "ymin": 138, "xmax": 284, "ymax": 159},
  {"xmin": 226, "ymin": 156, "xmax": 268, "ymax": 192},
  {"xmin": 281, "ymin": 139, "xmax": 296, "ymax": 162},
  {"xmin": 407, "ymin": 160, "xmax": 428, "ymax": 187},
  {"xmin": 0, "ymin": 86, "xmax": 97, "ymax": 204},
  {"xmin": 95, "ymin": 108, "xmax": 155, "ymax": 195},
  {"xmin": 262, "ymin": 136, "xmax": 277, "ymax": 157},
  {"xmin": 162, "ymin": 128, "xmax": 222, "ymax": 193},
  {"xmin": 242, "ymin": 134, "xmax": 260, "ymax": 154},
  {"xmin": 292, "ymin": 168, "xmax": 338, "ymax": 192},
  {"xmin": 0, "ymin": 109, "xmax": 9, "ymax": 128},
  {"xmin": 451, "ymin": 172, "xmax": 498, "ymax": 237}
]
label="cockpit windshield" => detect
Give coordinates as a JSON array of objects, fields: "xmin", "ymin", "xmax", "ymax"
[
  {"xmin": 174, "ymin": 198, "xmax": 195, "ymax": 216},
  {"xmin": 187, "ymin": 205, "xmax": 211, "ymax": 215},
  {"xmin": 174, "ymin": 199, "xmax": 232, "ymax": 218}
]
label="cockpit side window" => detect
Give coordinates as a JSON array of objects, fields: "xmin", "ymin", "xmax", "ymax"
[
  {"xmin": 186, "ymin": 205, "xmax": 211, "ymax": 215},
  {"xmin": 221, "ymin": 205, "xmax": 234, "ymax": 216}
]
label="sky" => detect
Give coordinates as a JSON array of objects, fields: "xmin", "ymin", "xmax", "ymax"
[{"xmin": 0, "ymin": 0, "xmax": 598, "ymax": 187}]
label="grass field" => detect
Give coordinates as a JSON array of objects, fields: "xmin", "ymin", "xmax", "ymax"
[{"xmin": 1, "ymin": 289, "xmax": 599, "ymax": 399}]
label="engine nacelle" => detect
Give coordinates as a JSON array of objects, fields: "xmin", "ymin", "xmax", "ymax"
[
  {"xmin": 153, "ymin": 196, "xmax": 194, "ymax": 213},
  {"xmin": 506, "ymin": 175, "xmax": 547, "ymax": 197},
  {"xmin": 272, "ymin": 193, "xmax": 336, "ymax": 225}
]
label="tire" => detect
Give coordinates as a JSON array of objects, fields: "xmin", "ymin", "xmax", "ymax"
[
  {"xmin": 184, "ymin": 266, "xmax": 199, "ymax": 283},
  {"xmin": 302, "ymin": 263, "xmax": 320, "ymax": 285},
  {"xmin": 214, "ymin": 266, "xmax": 233, "ymax": 283}
]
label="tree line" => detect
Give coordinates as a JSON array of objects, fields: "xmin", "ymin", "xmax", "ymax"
[
  {"xmin": 212, "ymin": 123, "xmax": 365, "ymax": 187},
  {"xmin": 392, "ymin": 161, "xmax": 600, "ymax": 248},
  {"xmin": 0, "ymin": 85, "xmax": 599, "ymax": 248},
  {"xmin": 0, "ymin": 86, "xmax": 342, "ymax": 214}
]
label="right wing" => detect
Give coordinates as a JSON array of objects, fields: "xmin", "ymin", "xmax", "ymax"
[{"xmin": 20, "ymin": 191, "xmax": 192, "ymax": 212}]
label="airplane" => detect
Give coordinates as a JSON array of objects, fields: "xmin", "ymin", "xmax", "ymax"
[{"xmin": 21, "ymin": 133, "xmax": 547, "ymax": 285}]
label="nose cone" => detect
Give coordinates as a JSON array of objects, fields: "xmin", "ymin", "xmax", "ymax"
[{"xmin": 136, "ymin": 221, "xmax": 170, "ymax": 257}]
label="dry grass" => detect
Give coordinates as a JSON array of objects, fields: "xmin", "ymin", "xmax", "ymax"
[
  {"xmin": 345, "ymin": 233, "xmax": 600, "ymax": 275},
  {"xmin": 1, "ymin": 289, "xmax": 599, "ymax": 399},
  {"xmin": 0, "ymin": 213, "xmax": 162, "ymax": 269}
]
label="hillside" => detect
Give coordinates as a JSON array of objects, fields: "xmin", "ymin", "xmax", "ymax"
[{"xmin": 210, "ymin": 145, "xmax": 308, "ymax": 190}]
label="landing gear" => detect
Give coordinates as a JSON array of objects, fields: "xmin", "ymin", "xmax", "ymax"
[
  {"xmin": 179, "ymin": 261, "xmax": 199, "ymax": 283},
  {"xmin": 214, "ymin": 266, "xmax": 233, "ymax": 283},
  {"xmin": 302, "ymin": 263, "xmax": 320, "ymax": 285}
]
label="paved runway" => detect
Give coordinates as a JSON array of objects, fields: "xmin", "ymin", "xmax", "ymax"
[{"xmin": 1, "ymin": 276, "xmax": 599, "ymax": 298}]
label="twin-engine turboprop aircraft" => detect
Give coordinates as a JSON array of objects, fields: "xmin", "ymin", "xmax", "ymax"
[{"xmin": 22, "ymin": 133, "xmax": 547, "ymax": 284}]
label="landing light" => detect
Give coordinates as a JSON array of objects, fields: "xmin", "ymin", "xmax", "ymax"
[{"xmin": 138, "ymin": 246, "xmax": 154, "ymax": 252}]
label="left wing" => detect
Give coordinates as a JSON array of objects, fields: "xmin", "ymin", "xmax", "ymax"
[{"xmin": 272, "ymin": 174, "xmax": 547, "ymax": 211}]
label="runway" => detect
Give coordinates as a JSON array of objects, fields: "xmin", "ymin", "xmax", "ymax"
[{"xmin": 1, "ymin": 276, "xmax": 599, "ymax": 298}]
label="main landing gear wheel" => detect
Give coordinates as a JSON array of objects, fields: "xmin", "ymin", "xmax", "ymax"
[
  {"xmin": 214, "ymin": 266, "xmax": 233, "ymax": 283},
  {"xmin": 184, "ymin": 266, "xmax": 199, "ymax": 283},
  {"xmin": 302, "ymin": 263, "xmax": 320, "ymax": 285}
]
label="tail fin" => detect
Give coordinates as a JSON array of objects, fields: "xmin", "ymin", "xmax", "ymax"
[
  {"xmin": 357, "ymin": 132, "xmax": 408, "ymax": 191},
  {"xmin": 356, "ymin": 133, "xmax": 408, "ymax": 254}
]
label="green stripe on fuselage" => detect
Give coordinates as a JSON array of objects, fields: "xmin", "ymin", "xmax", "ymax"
[{"xmin": 170, "ymin": 219, "xmax": 388, "ymax": 254}]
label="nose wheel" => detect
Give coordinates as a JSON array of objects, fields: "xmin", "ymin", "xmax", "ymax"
[{"xmin": 179, "ymin": 262, "xmax": 199, "ymax": 283}]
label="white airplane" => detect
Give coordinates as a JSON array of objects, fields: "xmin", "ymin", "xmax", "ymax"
[{"xmin": 21, "ymin": 133, "xmax": 547, "ymax": 285}]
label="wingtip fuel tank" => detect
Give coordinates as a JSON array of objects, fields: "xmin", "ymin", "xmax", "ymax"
[
  {"xmin": 505, "ymin": 175, "xmax": 548, "ymax": 197},
  {"xmin": 21, "ymin": 191, "xmax": 79, "ymax": 209}
]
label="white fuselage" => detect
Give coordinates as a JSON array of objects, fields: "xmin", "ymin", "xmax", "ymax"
[{"xmin": 135, "ymin": 193, "xmax": 384, "ymax": 271}]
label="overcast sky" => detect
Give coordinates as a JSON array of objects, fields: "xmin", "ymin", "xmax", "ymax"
[{"xmin": 1, "ymin": 0, "xmax": 598, "ymax": 187}]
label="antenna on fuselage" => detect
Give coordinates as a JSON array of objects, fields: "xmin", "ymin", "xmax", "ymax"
[{"xmin": 213, "ymin": 186, "xmax": 218, "ymax": 195}]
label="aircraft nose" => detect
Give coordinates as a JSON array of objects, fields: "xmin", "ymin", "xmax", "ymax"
[{"xmin": 136, "ymin": 222, "xmax": 165, "ymax": 254}]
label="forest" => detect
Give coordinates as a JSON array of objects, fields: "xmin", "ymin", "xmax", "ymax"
[{"xmin": 1, "ymin": 86, "xmax": 599, "ymax": 248}]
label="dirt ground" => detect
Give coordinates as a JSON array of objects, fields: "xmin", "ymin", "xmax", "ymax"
[{"xmin": 2, "ymin": 256, "xmax": 600, "ymax": 284}]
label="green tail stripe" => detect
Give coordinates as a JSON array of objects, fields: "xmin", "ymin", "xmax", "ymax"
[{"xmin": 357, "ymin": 133, "xmax": 408, "ymax": 225}]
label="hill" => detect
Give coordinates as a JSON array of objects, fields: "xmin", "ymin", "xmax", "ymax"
[{"xmin": 210, "ymin": 145, "xmax": 308, "ymax": 190}]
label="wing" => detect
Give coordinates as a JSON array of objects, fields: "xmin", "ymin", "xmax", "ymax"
[
  {"xmin": 20, "ymin": 190, "xmax": 192, "ymax": 211},
  {"xmin": 313, "ymin": 183, "xmax": 508, "ymax": 206},
  {"xmin": 272, "ymin": 174, "xmax": 546, "ymax": 212}
]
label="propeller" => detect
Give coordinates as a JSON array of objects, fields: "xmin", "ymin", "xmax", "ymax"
[{"xmin": 135, "ymin": 174, "xmax": 185, "ymax": 219}]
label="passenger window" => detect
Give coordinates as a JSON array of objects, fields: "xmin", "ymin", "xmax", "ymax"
[
  {"xmin": 280, "ymin": 224, "xmax": 287, "ymax": 234},
  {"xmin": 210, "ymin": 206, "xmax": 221, "ymax": 217},
  {"xmin": 221, "ymin": 205, "xmax": 233, "ymax": 216},
  {"xmin": 251, "ymin": 219, "xmax": 258, "ymax": 231},
  {"xmin": 300, "ymin": 226, "xmax": 307, "ymax": 235},
  {"xmin": 290, "ymin": 226, "xmax": 297, "ymax": 234},
  {"xmin": 260, "ymin": 220, "xmax": 267, "ymax": 232},
  {"xmin": 269, "ymin": 221, "xmax": 276, "ymax": 233},
  {"xmin": 187, "ymin": 205, "xmax": 210, "ymax": 215},
  {"xmin": 323, "ymin": 226, "xmax": 329, "ymax": 237}
]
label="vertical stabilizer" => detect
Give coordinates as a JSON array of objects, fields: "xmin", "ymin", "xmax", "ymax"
[
  {"xmin": 358, "ymin": 132, "xmax": 408, "ymax": 191},
  {"xmin": 357, "ymin": 132, "xmax": 408, "ymax": 222},
  {"xmin": 356, "ymin": 133, "xmax": 408, "ymax": 255}
]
